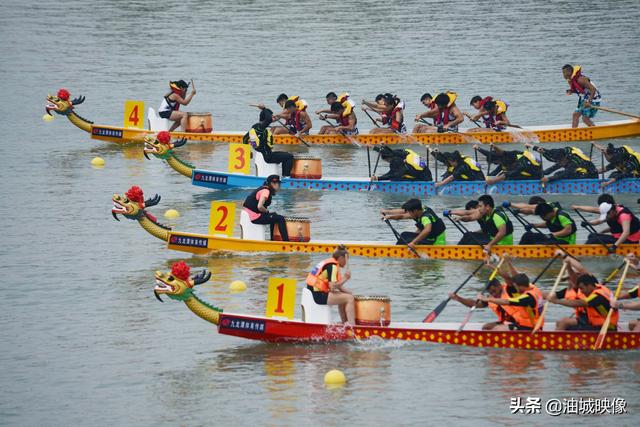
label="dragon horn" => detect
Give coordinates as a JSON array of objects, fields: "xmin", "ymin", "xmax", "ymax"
[
  {"xmin": 144, "ymin": 194, "xmax": 161, "ymax": 207},
  {"xmin": 154, "ymin": 290, "xmax": 164, "ymax": 302},
  {"xmin": 112, "ymin": 211, "xmax": 120, "ymax": 221},
  {"xmin": 192, "ymin": 270, "xmax": 211, "ymax": 285},
  {"xmin": 172, "ymin": 138, "xmax": 187, "ymax": 148},
  {"xmin": 70, "ymin": 95, "xmax": 85, "ymax": 105}
]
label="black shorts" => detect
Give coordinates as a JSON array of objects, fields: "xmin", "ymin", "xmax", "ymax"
[
  {"xmin": 566, "ymin": 315, "xmax": 613, "ymax": 331},
  {"xmin": 507, "ymin": 323, "xmax": 533, "ymax": 331},
  {"xmin": 158, "ymin": 110, "xmax": 172, "ymax": 119},
  {"xmin": 307, "ymin": 285, "xmax": 328, "ymax": 305}
]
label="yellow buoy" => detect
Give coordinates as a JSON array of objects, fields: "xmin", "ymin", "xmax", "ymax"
[
  {"xmin": 164, "ymin": 209, "xmax": 180, "ymax": 219},
  {"xmin": 90, "ymin": 157, "xmax": 105, "ymax": 167},
  {"xmin": 42, "ymin": 114, "xmax": 54, "ymax": 122},
  {"xmin": 324, "ymin": 369, "xmax": 346, "ymax": 388},
  {"xmin": 229, "ymin": 280, "xmax": 247, "ymax": 293}
]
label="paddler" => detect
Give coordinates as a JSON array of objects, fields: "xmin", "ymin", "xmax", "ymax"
[
  {"xmin": 318, "ymin": 101, "xmax": 358, "ymax": 135},
  {"xmin": 361, "ymin": 94, "xmax": 387, "ymax": 126},
  {"xmin": 316, "ymin": 92, "xmax": 338, "ymax": 133},
  {"xmin": 449, "ymin": 195, "xmax": 514, "ymax": 253},
  {"xmin": 243, "ymin": 108, "xmax": 294, "ymax": 176},
  {"xmin": 306, "ymin": 245, "xmax": 355, "ymax": 325},
  {"xmin": 476, "ymin": 255, "xmax": 544, "ymax": 331},
  {"xmin": 432, "ymin": 150, "xmax": 485, "ymax": 188},
  {"xmin": 412, "ymin": 93, "xmax": 435, "ymax": 133},
  {"xmin": 562, "ymin": 64, "xmax": 602, "ymax": 128},
  {"xmin": 242, "ymin": 174, "xmax": 290, "ymax": 241},
  {"xmin": 450, "ymin": 277, "xmax": 519, "ymax": 330},
  {"xmin": 362, "ymin": 93, "xmax": 406, "ymax": 134},
  {"xmin": 158, "ymin": 80, "xmax": 196, "ymax": 132},
  {"xmin": 526, "ymin": 144, "xmax": 598, "ymax": 182},
  {"xmin": 465, "ymin": 96, "xmax": 511, "ymax": 132},
  {"xmin": 380, "ymin": 198, "xmax": 446, "ymax": 247},
  {"xmin": 572, "ymin": 200, "xmax": 640, "ymax": 250},
  {"xmin": 518, "ymin": 202, "xmax": 577, "ymax": 245},
  {"xmin": 372, "ymin": 145, "xmax": 432, "ymax": 181},
  {"xmin": 547, "ymin": 253, "xmax": 617, "ymax": 331},
  {"xmin": 509, "ymin": 196, "xmax": 562, "ymax": 215},
  {"xmin": 473, "ymin": 144, "xmax": 543, "ymax": 184},
  {"xmin": 419, "ymin": 92, "xmax": 464, "ymax": 133},
  {"xmin": 593, "ymin": 143, "xmax": 640, "ymax": 186},
  {"xmin": 272, "ymin": 96, "xmax": 312, "ymax": 136},
  {"xmin": 612, "ymin": 254, "xmax": 640, "ymax": 331}
]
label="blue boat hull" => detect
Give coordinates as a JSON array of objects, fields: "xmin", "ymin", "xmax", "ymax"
[{"xmin": 191, "ymin": 170, "xmax": 639, "ymax": 196}]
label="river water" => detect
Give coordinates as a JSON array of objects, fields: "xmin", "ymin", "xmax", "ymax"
[{"xmin": 1, "ymin": 0, "xmax": 639, "ymax": 425}]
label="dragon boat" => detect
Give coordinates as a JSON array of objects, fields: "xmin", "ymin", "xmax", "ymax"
[
  {"xmin": 45, "ymin": 91, "xmax": 640, "ymax": 145},
  {"xmin": 144, "ymin": 136, "xmax": 640, "ymax": 195},
  {"xmin": 153, "ymin": 262, "xmax": 640, "ymax": 350},
  {"xmin": 111, "ymin": 188, "xmax": 640, "ymax": 260}
]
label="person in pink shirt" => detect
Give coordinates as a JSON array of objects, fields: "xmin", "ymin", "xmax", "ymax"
[{"xmin": 242, "ymin": 175, "xmax": 289, "ymax": 241}]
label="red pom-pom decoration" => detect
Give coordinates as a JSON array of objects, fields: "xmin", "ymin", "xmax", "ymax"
[
  {"xmin": 157, "ymin": 131, "xmax": 171, "ymax": 145},
  {"xmin": 125, "ymin": 185, "xmax": 145, "ymax": 206},
  {"xmin": 57, "ymin": 88, "xmax": 70, "ymax": 101},
  {"xmin": 171, "ymin": 261, "xmax": 191, "ymax": 281}
]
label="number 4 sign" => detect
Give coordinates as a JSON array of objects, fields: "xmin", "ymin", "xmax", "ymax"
[
  {"xmin": 266, "ymin": 278, "xmax": 297, "ymax": 319},
  {"xmin": 208, "ymin": 201, "xmax": 236, "ymax": 237},
  {"xmin": 124, "ymin": 100, "xmax": 145, "ymax": 129}
]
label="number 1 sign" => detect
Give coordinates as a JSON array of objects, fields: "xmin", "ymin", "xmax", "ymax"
[{"xmin": 266, "ymin": 278, "xmax": 297, "ymax": 319}]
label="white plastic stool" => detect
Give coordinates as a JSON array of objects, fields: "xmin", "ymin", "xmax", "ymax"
[
  {"xmin": 254, "ymin": 151, "xmax": 280, "ymax": 177},
  {"xmin": 148, "ymin": 107, "xmax": 183, "ymax": 132},
  {"xmin": 239, "ymin": 209, "xmax": 267, "ymax": 240},
  {"xmin": 301, "ymin": 287, "xmax": 332, "ymax": 324}
]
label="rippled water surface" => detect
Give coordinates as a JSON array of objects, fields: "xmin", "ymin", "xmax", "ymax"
[{"xmin": 1, "ymin": 0, "xmax": 639, "ymax": 425}]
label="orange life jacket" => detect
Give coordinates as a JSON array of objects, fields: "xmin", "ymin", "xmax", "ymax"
[
  {"xmin": 509, "ymin": 284, "xmax": 543, "ymax": 328},
  {"xmin": 585, "ymin": 285, "xmax": 618, "ymax": 328},
  {"xmin": 565, "ymin": 287, "xmax": 587, "ymax": 319},
  {"xmin": 305, "ymin": 258, "xmax": 340, "ymax": 293},
  {"xmin": 488, "ymin": 284, "xmax": 519, "ymax": 322}
]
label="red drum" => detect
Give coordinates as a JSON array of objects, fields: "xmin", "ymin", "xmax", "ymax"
[
  {"xmin": 272, "ymin": 216, "xmax": 311, "ymax": 242},
  {"xmin": 291, "ymin": 156, "xmax": 322, "ymax": 179},
  {"xmin": 354, "ymin": 295, "xmax": 391, "ymax": 326},
  {"xmin": 186, "ymin": 112, "xmax": 213, "ymax": 133}
]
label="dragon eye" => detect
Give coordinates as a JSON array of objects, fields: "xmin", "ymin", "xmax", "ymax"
[
  {"xmin": 168, "ymin": 275, "xmax": 175, "ymax": 282},
  {"xmin": 123, "ymin": 197, "xmax": 129, "ymax": 203}
]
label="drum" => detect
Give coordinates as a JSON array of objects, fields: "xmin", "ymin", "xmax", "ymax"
[
  {"xmin": 186, "ymin": 112, "xmax": 213, "ymax": 133},
  {"xmin": 354, "ymin": 295, "xmax": 391, "ymax": 326},
  {"xmin": 272, "ymin": 216, "xmax": 311, "ymax": 242},
  {"xmin": 291, "ymin": 156, "xmax": 322, "ymax": 179}
]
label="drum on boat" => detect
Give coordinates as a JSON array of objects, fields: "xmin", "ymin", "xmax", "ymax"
[
  {"xmin": 354, "ymin": 295, "xmax": 391, "ymax": 326},
  {"xmin": 186, "ymin": 112, "xmax": 213, "ymax": 133},
  {"xmin": 272, "ymin": 216, "xmax": 311, "ymax": 242},
  {"xmin": 291, "ymin": 156, "xmax": 322, "ymax": 179}
]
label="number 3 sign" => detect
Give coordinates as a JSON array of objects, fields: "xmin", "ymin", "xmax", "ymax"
[
  {"xmin": 228, "ymin": 143, "xmax": 251, "ymax": 175},
  {"xmin": 208, "ymin": 201, "xmax": 236, "ymax": 237}
]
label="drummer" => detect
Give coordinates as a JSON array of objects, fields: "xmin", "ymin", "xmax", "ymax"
[
  {"xmin": 372, "ymin": 145, "xmax": 432, "ymax": 181},
  {"xmin": 306, "ymin": 245, "xmax": 355, "ymax": 325},
  {"xmin": 242, "ymin": 174, "xmax": 289, "ymax": 241},
  {"xmin": 158, "ymin": 80, "xmax": 196, "ymax": 132},
  {"xmin": 243, "ymin": 108, "xmax": 294, "ymax": 177},
  {"xmin": 450, "ymin": 276, "xmax": 518, "ymax": 330},
  {"xmin": 612, "ymin": 254, "xmax": 640, "ymax": 331},
  {"xmin": 381, "ymin": 198, "xmax": 446, "ymax": 247}
]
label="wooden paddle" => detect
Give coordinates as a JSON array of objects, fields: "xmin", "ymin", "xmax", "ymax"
[
  {"xmin": 275, "ymin": 119, "xmax": 311, "ymax": 147},
  {"xmin": 457, "ymin": 257, "xmax": 505, "ymax": 332},
  {"xmin": 384, "ymin": 219, "xmax": 425, "ymax": 259},
  {"xmin": 367, "ymin": 148, "xmax": 383, "ymax": 191},
  {"xmin": 362, "ymin": 108, "xmax": 381, "ymax": 127},
  {"xmin": 318, "ymin": 116, "xmax": 361, "ymax": 147},
  {"xmin": 593, "ymin": 259, "xmax": 631, "ymax": 350},
  {"xmin": 532, "ymin": 262, "xmax": 567, "ymax": 334},
  {"xmin": 591, "ymin": 105, "xmax": 640, "ymax": 120}
]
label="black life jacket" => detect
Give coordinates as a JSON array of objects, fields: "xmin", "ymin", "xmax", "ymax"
[
  {"xmin": 242, "ymin": 185, "xmax": 272, "ymax": 214},
  {"xmin": 415, "ymin": 207, "xmax": 446, "ymax": 237},
  {"xmin": 606, "ymin": 205, "xmax": 640, "ymax": 237},
  {"xmin": 478, "ymin": 208, "xmax": 514, "ymax": 237},
  {"xmin": 546, "ymin": 210, "xmax": 577, "ymax": 234}
]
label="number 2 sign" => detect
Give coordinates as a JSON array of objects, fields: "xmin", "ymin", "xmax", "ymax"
[
  {"xmin": 266, "ymin": 278, "xmax": 297, "ymax": 319},
  {"xmin": 208, "ymin": 201, "xmax": 236, "ymax": 237},
  {"xmin": 123, "ymin": 100, "xmax": 145, "ymax": 129},
  {"xmin": 228, "ymin": 143, "xmax": 251, "ymax": 175}
]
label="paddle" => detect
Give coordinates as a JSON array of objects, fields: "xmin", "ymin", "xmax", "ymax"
[
  {"xmin": 367, "ymin": 148, "xmax": 383, "ymax": 191},
  {"xmin": 591, "ymin": 105, "xmax": 640, "ymax": 120},
  {"xmin": 603, "ymin": 260, "xmax": 628, "ymax": 286},
  {"xmin": 443, "ymin": 211, "xmax": 490, "ymax": 250},
  {"xmin": 318, "ymin": 115, "xmax": 361, "ymax": 147},
  {"xmin": 457, "ymin": 257, "xmax": 505, "ymax": 332},
  {"xmin": 422, "ymin": 261, "xmax": 486, "ymax": 323},
  {"xmin": 362, "ymin": 108, "xmax": 381, "ymax": 127},
  {"xmin": 573, "ymin": 209, "xmax": 612, "ymax": 251},
  {"xmin": 384, "ymin": 219, "xmax": 425, "ymax": 259},
  {"xmin": 532, "ymin": 262, "xmax": 567, "ymax": 334},
  {"xmin": 275, "ymin": 119, "xmax": 311, "ymax": 147},
  {"xmin": 593, "ymin": 259, "xmax": 631, "ymax": 350}
]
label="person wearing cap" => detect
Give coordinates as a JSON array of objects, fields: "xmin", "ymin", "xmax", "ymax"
[
  {"xmin": 418, "ymin": 92, "xmax": 464, "ymax": 133},
  {"xmin": 242, "ymin": 175, "xmax": 289, "ymax": 241},
  {"xmin": 432, "ymin": 149, "xmax": 485, "ymax": 188},
  {"xmin": 518, "ymin": 202, "xmax": 576, "ymax": 245},
  {"xmin": 450, "ymin": 276, "xmax": 519, "ymax": 330},
  {"xmin": 476, "ymin": 255, "xmax": 544, "ymax": 331},
  {"xmin": 573, "ymin": 199, "xmax": 640, "ymax": 251},
  {"xmin": 412, "ymin": 93, "xmax": 436, "ymax": 133},
  {"xmin": 526, "ymin": 144, "xmax": 598, "ymax": 182},
  {"xmin": 465, "ymin": 96, "xmax": 512, "ymax": 132},
  {"xmin": 158, "ymin": 80, "xmax": 196, "ymax": 131},
  {"xmin": 473, "ymin": 144, "xmax": 543, "ymax": 184},
  {"xmin": 612, "ymin": 254, "xmax": 640, "ymax": 331},
  {"xmin": 380, "ymin": 198, "xmax": 447, "ymax": 247},
  {"xmin": 547, "ymin": 254, "xmax": 617, "ymax": 331},
  {"xmin": 243, "ymin": 108, "xmax": 294, "ymax": 176},
  {"xmin": 372, "ymin": 145, "xmax": 432, "ymax": 181}
]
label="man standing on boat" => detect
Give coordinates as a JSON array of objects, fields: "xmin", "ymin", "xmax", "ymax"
[
  {"xmin": 372, "ymin": 145, "xmax": 432, "ymax": 181},
  {"xmin": 518, "ymin": 202, "xmax": 577, "ymax": 245},
  {"xmin": 449, "ymin": 195, "xmax": 514, "ymax": 253},
  {"xmin": 158, "ymin": 80, "xmax": 196, "ymax": 132},
  {"xmin": 380, "ymin": 198, "xmax": 447, "ymax": 247},
  {"xmin": 526, "ymin": 144, "xmax": 598, "ymax": 182},
  {"xmin": 243, "ymin": 108, "xmax": 294, "ymax": 176},
  {"xmin": 242, "ymin": 174, "xmax": 290, "ymax": 242},
  {"xmin": 306, "ymin": 245, "xmax": 355, "ymax": 325},
  {"xmin": 562, "ymin": 64, "xmax": 602, "ymax": 128}
]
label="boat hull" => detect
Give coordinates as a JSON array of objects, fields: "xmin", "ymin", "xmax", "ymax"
[
  {"xmin": 192, "ymin": 169, "xmax": 640, "ymax": 195},
  {"xmin": 165, "ymin": 231, "xmax": 640, "ymax": 260},
  {"xmin": 86, "ymin": 119, "xmax": 640, "ymax": 145},
  {"xmin": 217, "ymin": 313, "xmax": 640, "ymax": 351}
]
